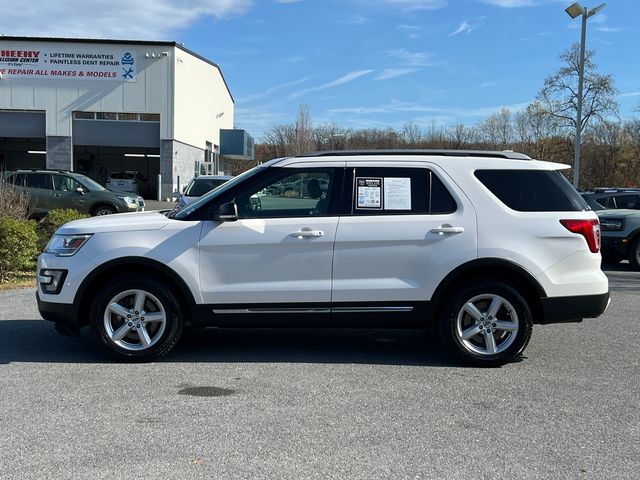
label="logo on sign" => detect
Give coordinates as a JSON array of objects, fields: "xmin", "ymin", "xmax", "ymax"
[{"xmin": 121, "ymin": 52, "xmax": 134, "ymax": 65}]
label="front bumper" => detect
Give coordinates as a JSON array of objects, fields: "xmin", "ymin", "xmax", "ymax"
[
  {"xmin": 36, "ymin": 292, "xmax": 81, "ymax": 336},
  {"xmin": 540, "ymin": 292, "xmax": 610, "ymax": 324}
]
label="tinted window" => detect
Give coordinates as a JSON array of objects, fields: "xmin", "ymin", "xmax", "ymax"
[
  {"xmin": 25, "ymin": 173, "xmax": 53, "ymax": 190},
  {"xmin": 235, "ymin": 170, "xmax": 334, "ymax": 219},
  {"xmin": 350, "ymin": 167, "xmax": 456, "ymax": 215},
  {"xmin": 475, "ymin": 170, "xmax": 588, "ymax": 212},
  {"xmin": 5, "ymin": 173, "xmax": 25, "ymax": 186},
  {"xmin": 53, "ymin": 175, "xmax": 81, "ymax": 192},
  {"xmin": 184, "ymin": 178, "xmax": 228, "ymax": 197},
  {"xmin": 614, "ymin": 194, "xmax": 640, "ymax": 209}
]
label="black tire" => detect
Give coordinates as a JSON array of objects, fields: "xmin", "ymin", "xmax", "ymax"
[
  {"xmin": 439, "ymin": 280, "xmax": 533, "ymax": 367},
  {"xmin": 90, "ymin": 274, "xmax": 184, "ymax": 362},
  {"xmin": 91, "ymin": 204, "xmax": 117, "ymax": 216},
  {"xmin": 628, "ymin": 236, "xmax": 640, "ymax": 270},
  {"xmin": 601, "ymin": 253, "xmax": 622, "ymax": 265}
]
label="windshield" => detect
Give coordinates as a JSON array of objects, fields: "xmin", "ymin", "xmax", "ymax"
[
  {"xmin": 171, "ymin": 166, "xmax": 265, "ymax": 219},
  {"xmin": 184, "ymin": 178, "xmax": 230, "ymax": 197},
  {"xmin": 75, "ymin": 174, "xmax": 107, "ymax": 192}
]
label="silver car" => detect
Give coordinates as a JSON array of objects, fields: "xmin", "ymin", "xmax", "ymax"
[{"xmin": 177, "ymin": 175, "xmax": 233, "ymax": 208}]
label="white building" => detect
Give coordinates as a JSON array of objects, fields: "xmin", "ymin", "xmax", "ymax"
[{"xmin": 0, "ymin": 36, "xmax": 254, "ymax": 199}]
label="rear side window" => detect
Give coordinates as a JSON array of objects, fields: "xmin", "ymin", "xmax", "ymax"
[
  {"xmin": 614, "ymin": 194, "xmax": 640, "ymax": 209},
  {"xmin": 350, "ymin": 167, "xmax": 456, "ymax": 215},
  {"xmin": 5, "ymin": 173, "xmax": 25, "ymax": 186},
  {"xmin": 25, "ymin": 173, "xmax": 53, "ymax": 190},
  {"xmin": 475, "ymin": 170, "xmax": 588, "ymax": 212}
]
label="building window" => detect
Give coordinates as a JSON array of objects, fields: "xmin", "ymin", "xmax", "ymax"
[
  {"xmin": 118, "ymin": 113, "xmax": 138, "ymax": 121},
  {"xmin": 73, "ymin": 112, "xmax": 95, "ymax": 119},
  {"xmin": 140, "ymin": 114, "xmax": 160, "ymax": 122},
  {"xmin": 96, "ymin": 112, "xmax": 118, "ymax": 120}
]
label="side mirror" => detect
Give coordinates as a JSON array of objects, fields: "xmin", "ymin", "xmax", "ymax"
[
  {"xmin": 216, "ymin": 201, "xmax": 238, "ymax": 222},
  {"xmin": 75, "ymin": 187, "xmax": 85, "ymax": 195}
]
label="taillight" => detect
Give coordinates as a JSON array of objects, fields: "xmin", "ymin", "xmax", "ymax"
[{"xmin": 560, "ymin": 219, "xmax": 601, "ymax": 253}]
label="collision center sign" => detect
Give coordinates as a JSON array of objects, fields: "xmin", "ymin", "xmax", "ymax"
[{"xmin": 0, "ymin": 46, "xmax": 137, "ymax": 82}]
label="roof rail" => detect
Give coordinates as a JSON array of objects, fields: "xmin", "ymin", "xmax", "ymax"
[{"xmin": 295, "ymin": 149, "xmax": 532, "ymax": 160}]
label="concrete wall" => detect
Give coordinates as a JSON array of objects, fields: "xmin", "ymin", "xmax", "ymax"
[
  {"xmin": 173, "ymin": 48, "xmax": 234, "ymax": 151},
  {"xmin": 159, "ymin": 140, "xmax": 203, "ymax": 200}
]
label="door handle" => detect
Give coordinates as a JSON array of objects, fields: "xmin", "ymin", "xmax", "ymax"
[
  {"xmin": 431, "ymin": 225, "xmax": 464, "ymax": 235},
  {"xmin": 290, "ymin": 229, "xmax": 324, "ymax": 238}
]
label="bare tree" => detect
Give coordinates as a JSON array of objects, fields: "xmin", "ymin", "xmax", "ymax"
[{"xmin": 537, "ymin": 44, "xmax": 618, "ymax": 138}]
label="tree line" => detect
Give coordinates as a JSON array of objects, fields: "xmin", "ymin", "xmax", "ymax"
[{"xmin": 253, "ymin": 44, "xmax": 639, "ymax": 190}]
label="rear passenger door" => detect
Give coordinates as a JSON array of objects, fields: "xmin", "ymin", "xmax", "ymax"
[
  {"xmin": 24, "ymin": 173, "xmax": 54, "ymax": 216},
  {"xmin": 332, "ymin": 163, "xmax": 477, "ymax": 304}
]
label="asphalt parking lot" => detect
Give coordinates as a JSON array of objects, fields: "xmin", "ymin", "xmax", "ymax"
[{"xmin": 0, "ymin": 266, "xmax": 638, "ymax": 479}]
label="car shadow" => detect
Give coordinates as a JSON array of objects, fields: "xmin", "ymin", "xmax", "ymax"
[{"xmin": 0, "ymin": 319, "xmax": 462, "ymax": 367}]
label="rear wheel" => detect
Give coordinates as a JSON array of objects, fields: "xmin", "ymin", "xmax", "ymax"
[
  {"xmin": 439, "ymin": 280, "xmax": 533, "ymax": 367},
  {"xmin": 628, "ymin": 237, "xmax": 640, "ymax": 270},
  {"xmin": 90, "ymin": 275, "xmax": 184, "ymax": 361}
]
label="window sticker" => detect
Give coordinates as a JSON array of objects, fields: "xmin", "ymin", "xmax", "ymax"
[
  {"xmin": 384, "ymin": 177, "xmax": 411, "ymax": 210},
  {"xmin": 356, "ymin": 177, "xmax": 382, "ymax": 209}
]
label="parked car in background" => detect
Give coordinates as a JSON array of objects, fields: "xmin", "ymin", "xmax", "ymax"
[
  {"xmin": 3, "ymin": 169, "xmax": 145, "ymax": 217},
  {"xmin": 581, "ymin": 188, "xmax": 640, "ymax": 210},
  {"xmin": 176, "ymin": 175, "xmax": 232, "ymax": 209},
  {"xmin": 595, "ymin": 208, "xmax": 640, "ymax": 269},
  {"xmin": 106, "ymin": 171, "xmax": 147, "ymax": 195}
]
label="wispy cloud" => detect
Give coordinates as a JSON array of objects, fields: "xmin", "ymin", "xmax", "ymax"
[
  {"xmin": 242, "ymin": 77, "xmax": 312, "ymax": 102},
  {"xmin": 449, "ymin": 20, "xmax": 473, "ymax": 37},
  {"xmin": 387, "ymin": 49, "xmax": 434, "ymax": 66},
  {"xmin": 470, "ymin": 81, "xmax": 504, "ymax": 90},
  {"xmin": 289, "ymin": 70, "xmax": 375, "ymax": 100},
  {"xmin": 274, "ymin": 0, "xmax": 303, "ymax": 3},
  {"xmin": 369, "ymin": 0, "xmax": 447, "ymax": 11},
  {"xmin": 328, "ymin": 100, "xmax": 531, "ymax": 118},
  {"xmin": 619, "ymin": 91, "xmax": 640, "ymax": 99},
  {"xmin": 516, "ymin": 31, "xmax": 551, "ymax": 42},
  {"xmin": 481, "ymin": 0, "xmax": 536, "ymax": 7},
  {"xmin": 375, "ymin": 68, "xmax": 418, "ymax": 80},
  {"xmin": 596, "ymin": 26, "xmax": 624, "ymax": 33},
  {"xmin": 337, "ymin": 15, "xmax": 370, "ymax": 25},
  {"xmin": 0, "ymin": 0, "xmax": 253, "ymax": 38}
]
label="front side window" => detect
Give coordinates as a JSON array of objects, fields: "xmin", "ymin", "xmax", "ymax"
[
  {"xmin": 53, "ymin": 175, "xmax": 81, "ymax": 192},
  {"xmin": 234, "ymin": 169, "xmax": 335, "ymax": 219},
  {"xmin": 349, "ymin": 167, "xmax": 456, "ymax": 215}
]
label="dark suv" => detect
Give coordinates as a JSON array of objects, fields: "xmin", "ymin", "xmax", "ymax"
[
  {"xmin": 581, "ymin": 188, "xmax": 640, "ymax": 210},
  {"xmin": 2, "ymin": 169, "xmax": 145, "ymax": 217}
]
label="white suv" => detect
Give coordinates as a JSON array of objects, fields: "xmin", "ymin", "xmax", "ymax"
[{"xmin": 37, "ymin": 150, "xmax": 609, "ymax": 366}]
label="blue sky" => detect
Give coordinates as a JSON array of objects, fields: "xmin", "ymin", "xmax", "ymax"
[{"xmin": 2, "ymin": 0, "xmax": 639, "ymax": 140}]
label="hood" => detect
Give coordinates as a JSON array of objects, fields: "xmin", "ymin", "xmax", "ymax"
[{"xmin": 56, "ymin": 211, "xmax": 171, "ymax": 235}]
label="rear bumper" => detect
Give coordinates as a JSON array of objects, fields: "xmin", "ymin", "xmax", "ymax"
[
  {"xmin": 36, "ymin": 292, "xmax": 81, "ymax": 335},
  {"xmin": 540, "ymin": 292, "xmax": 610, "ymax": 324}
]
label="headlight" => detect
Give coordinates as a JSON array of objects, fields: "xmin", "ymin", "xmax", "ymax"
[
  {"xmin": 45, "ymin": 234, "xmax": 92, "ymax": 256},
  {"xmin": 600, "ymin": 219, "xmax": 624, "ymax": 231},
  {"xmin": 117, "ymin": 195, "xmax": 138, "ymax": 204}
]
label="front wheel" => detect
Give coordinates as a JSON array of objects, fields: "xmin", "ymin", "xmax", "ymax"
[
  {"xmin": 90, "ymin": 275, "xmax": 184, "ymax": 361},
  {"xmin": 92, "ymin": 204, "xmax": 117, "ymax": 216},
  {"xmin": 439, "ymin": 281, "xmax": 533, "ymax": 367}
]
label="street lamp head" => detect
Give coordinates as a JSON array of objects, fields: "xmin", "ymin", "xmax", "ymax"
[
  {"xmin": 565, "ymin": 2, "xmax": 585, "ymax": 18},
  {"xmin": 588, "ymin": 3, "xmax": 606, "ymax": 17}
]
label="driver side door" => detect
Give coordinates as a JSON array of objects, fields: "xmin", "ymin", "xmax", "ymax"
[{"xmin": 198, "ymin": 166, "xmax": 343, "ymax": 306}]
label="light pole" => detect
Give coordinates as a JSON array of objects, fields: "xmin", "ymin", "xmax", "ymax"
[{"xmin": 565, "ymin": 2, "xmax": 605, "ymax": 189}]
